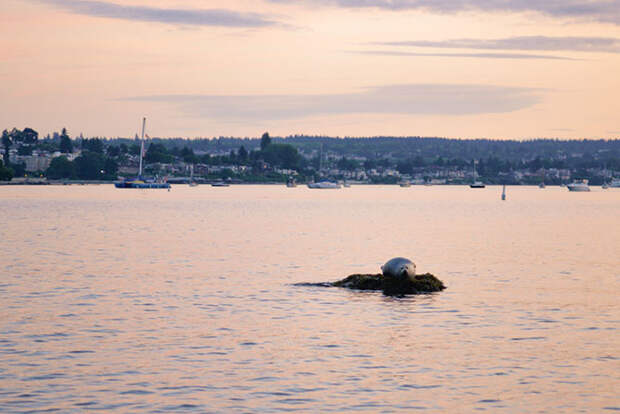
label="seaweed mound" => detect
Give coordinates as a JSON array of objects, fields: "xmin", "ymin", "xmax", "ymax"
[{"xmin": 332, "ymin": 273, "xmax": 445, "ymax": 296}]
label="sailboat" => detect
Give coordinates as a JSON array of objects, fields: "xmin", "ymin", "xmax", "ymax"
[
  {"xmin": 308, "ymin": 143, "xmax": 340, "ymax": 189},
  {"xmin": 189, "ymin": 165, "xmax": 198, "ymax": 187},
  {"xmin": 470, "ymin": 160, "xmax": 485, "ymax": 188},
  {"xmin": 539, "ymin": 169, "xmax": 546, "ymax": 188},
  {"xmin": 115, "ymin": 117, "xmax": 170, "ymax": 189}
]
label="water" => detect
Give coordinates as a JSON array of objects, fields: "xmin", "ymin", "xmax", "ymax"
[{"xmin": 0, "ymin": 185, "xmax": 618, "ymax": 412}]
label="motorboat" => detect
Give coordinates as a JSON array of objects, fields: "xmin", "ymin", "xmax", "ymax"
[
  {"xmin": 567, "ymin": 179, "xmax": 590, "ymax": 192},
  {"xmin": 399, "ymin": 180, "xmax": 411, "ymax": 187},
  {"xmin": 307, "ymin": 181, "xmax": 341, "ymax": 189},
  {"xmin": 211, "ymin": 181, "xmax": 230, "ymax": 187}
]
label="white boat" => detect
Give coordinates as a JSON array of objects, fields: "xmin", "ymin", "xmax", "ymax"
[
  {"xmin": 469, "ymin": 160, "xmax": 485, "ymax": 188},
  {"xmin": 307, "ymin": 181, "xmax": 341, "ymax": 189},
  {"xmin": 189, "ymin": 165, "xmax": 198, "ymax": 187},
  {"xmin": 567, "ymin": 179, "xmax": 590, "ymax": 192},
  {"xmin": 114, "ymin": 117, "xmax": 170, "ymax": 189}
]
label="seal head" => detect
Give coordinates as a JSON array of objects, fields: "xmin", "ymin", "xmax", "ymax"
[{"xmin": 381, "ymin": 257, "xmax": 416, "ymax": 280}]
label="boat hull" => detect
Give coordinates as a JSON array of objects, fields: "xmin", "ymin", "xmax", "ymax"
[
  {"xmin": 567, "ymin": 185, "xmax": 590, "ymax": 192},
  {"xmin": 308, "ymin": 181, "xmax": 341, "ymax": 189},
  {"xmin": 114, "ymin": 181, "xmax": 170, "ymax": 189}
]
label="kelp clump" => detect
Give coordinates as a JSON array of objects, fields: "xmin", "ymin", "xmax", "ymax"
[{"xmin": 332, "ymin": 273, "xmax": 445, "ymax": 296}]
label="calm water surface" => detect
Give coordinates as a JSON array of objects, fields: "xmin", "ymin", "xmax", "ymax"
[{"xmin": 0, "ymin": 185, "xmax": 618, "ymax": 413}]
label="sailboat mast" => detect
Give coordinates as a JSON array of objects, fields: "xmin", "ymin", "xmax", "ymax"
[
  {"xmin": 473, "ymin": 160, "xmax": 477, "ymax": 182},
  {"xmin": 138, "ymin": 117, "xmax": 146, "ymax": 178}
]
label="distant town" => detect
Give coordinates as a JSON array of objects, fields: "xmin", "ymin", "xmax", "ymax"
[{"xmin": 1, "ymin": 127, "xmax": 619, "ymax": 185}]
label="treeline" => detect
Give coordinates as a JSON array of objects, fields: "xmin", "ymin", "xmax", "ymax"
[
  {"xmin": 1, "ymin": 127, "xmax": 119, "ymax": 180},
  {"xmin": 1, "ymin": 128, "xmax": 306, "ymax": 181},
  {"xmin": 2, "ymin": 125, "xmax": 620, "ymax": 182},
  {"xmin": 141, "ymin": 132, "xmax": 304, "ymax": 171},
  {"xmin": 45, "ymin": 135, "xmax": 120, "ymax": 180},
  {"xmin": 104, "ymin": 135, "xmax": 620, "ymax": 162}
]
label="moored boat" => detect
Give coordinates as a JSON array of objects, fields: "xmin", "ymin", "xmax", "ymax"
[
  {"xmin": 308, "ymin": 181, "xmax": 341, "ymax": 189},
  {"xmin": 114, "ymin": 117, "xmax": 170, "ymax": 189},
  {"xmin": 469, "ymin": 160, "xmax": 485, "ymax": 188},
  {"xmin": 189, "ymin": 165, "xmax": 198, "ymax": 187},
  {"xmin": 115, "ymin": 179, "xmax": 170, "ymax": 189},
  {"xmin": 211, "ymin": 181, "xmax": 230, "ymax": 187},
  {"xmin": 567, "ymin": 179, "xmax": 590, "ymax": 192}
]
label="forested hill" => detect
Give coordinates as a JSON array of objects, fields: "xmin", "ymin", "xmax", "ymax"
[{"xmin": 107, "ymin": 135, "xmax": 620, "ymax": 162}]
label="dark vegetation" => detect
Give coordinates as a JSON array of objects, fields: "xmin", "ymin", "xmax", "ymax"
[{"xmin": 2, "ymin": 126, "xmax": 619, "ymax": 183}]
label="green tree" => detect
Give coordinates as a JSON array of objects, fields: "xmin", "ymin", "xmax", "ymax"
[
  {"xmin": 46, "ymin": 156, "xmax": 75, "ymax": 179},
  {"xmin": 22, "ymin": 127, "xmax": 38, "ymax": 144},
  {"xmin": 260, "ymin": 132, "xmax": 271, "ymax": 150},
  {"xmin": 82, "ymin": 138, "xmax": 104, "ymax": 154},
  {"xmin": 145, "ymin": 143, "xmax": 174, "ymax": 163},
  {"xmin": 261, "ymin": 144, "xmax": 301, "ymax": 169},
  {"xmin": 237, "ymin": 145, "xmax": 248, "ymax": 163},
  {"xmin": 103, "ymin": 157, "xmax": 118, "ymax": 179},
  {"xmin": 59, "ymin": 128, "xmax": 73, "ymax": 153},
  {"xmin": 0, "ymin": 159, "xmax": 13, "ymax": 181},
  {"xmin": 107, "ymin": 145, "xmax": 120, "ymax": 157},
  {"xmin": 337, "ymin": 156, "xmax": 358, "ymax": 171},
  {"xmin": 180, "ymin": 146, "xmax": 197, "ymax": 163},
  {"xmin": 2, "ymin": 129, "xmax": 11, "ymax": 164},
  {"xmin": 129, "ymin": 144, "xmax": 141, "ymax": 155},
  {"xmin": 74, "ymin": 151, "xmax": 105, "ymax": 180},
  {"xmin": 9, "ymin": 128, "xmax": 23, "ymax": 144},
  {"xmin": 11, "ymin": 162, "xmax": 26, "ymax": 177}
]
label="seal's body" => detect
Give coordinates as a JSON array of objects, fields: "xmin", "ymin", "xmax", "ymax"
[{"xmin": 381, "ymin": 257, "xmax": 416, "ymax": 280}]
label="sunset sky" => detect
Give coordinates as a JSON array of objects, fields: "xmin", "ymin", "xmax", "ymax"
[{"xmin": 1, "ymin": 0, "xmax": 619, "ymax": 139}]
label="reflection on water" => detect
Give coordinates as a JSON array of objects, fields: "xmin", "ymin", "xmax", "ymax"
[{"xmin": 0, "ymin": 185, "xmax": 618, "ymax": 412}]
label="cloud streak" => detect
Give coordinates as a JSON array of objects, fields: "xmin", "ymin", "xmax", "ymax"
[
  {"xmin": 36, "ymin": 0, "xmax": 278, "ymax": 27},
  {"xmin": 271, "ymin": 0, "xmax": 620, "ymax": 25},
  {"xmin": 378, "ymin": 36, "xmax": 620, "ymax": 53},
  {"xmin": 354, "ymin": 50, "xmax": 574, "ymax": 60},
  {"xmin": 124, "ymin": 84, "xmax": 541, "ymax": 120}
]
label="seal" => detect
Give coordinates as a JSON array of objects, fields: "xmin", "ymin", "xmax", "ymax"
[{"xmin": 381, "ymin": 257, "xmax": 416, "ymax": 280}]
